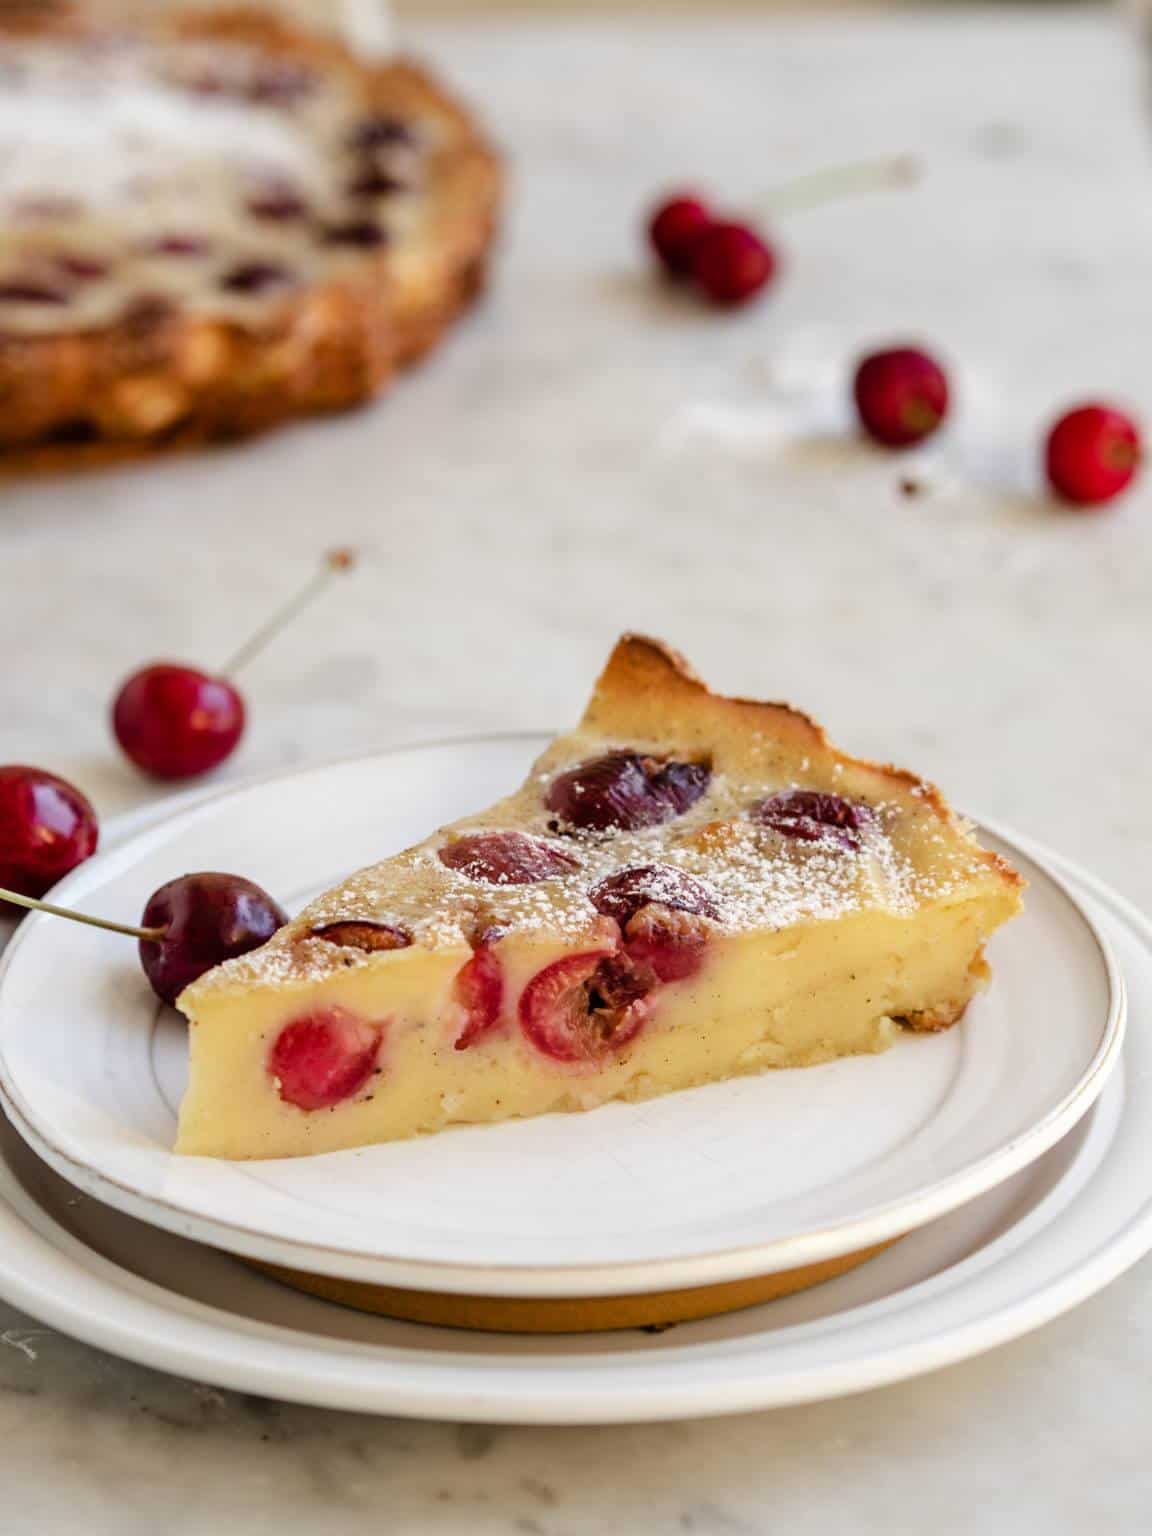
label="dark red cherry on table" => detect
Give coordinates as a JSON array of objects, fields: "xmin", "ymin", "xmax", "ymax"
[
  {"xmin": 689, "ymin": 221, "xmax": 777, "ymax": 306},
  {"xmin": 269, "ymin": 1009, "xmax": 382, "ymax": 1111},
  {"xmin": 111, "ymin": 550, "xmax": 356, "ymax": 782},
  {"xmin": 853, "ymin": 346, "xmax": 950, "ymax": 449},
  {"xmin": 0, "ymin": 765, "xmax": 99, "ymax": 901},
  {"xmin": 1045, "ymin": 404, "xmax": 1142, "ymax": 508},
  {"xmin": 113, "ymin": 664, "xmax": 245, "ymax": 781},
  {"xmin": 648, "ymin": 193, "xmax": 713, "ymax": 276},
  {"xmin": 139, "ymin": 872, "xmax": 288, "ymax": 1005}
]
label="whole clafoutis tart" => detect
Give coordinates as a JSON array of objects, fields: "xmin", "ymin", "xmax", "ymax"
[
  {"xmin": 178, "ymin": 636, "xmax": 1024, "ymax": 1159},
  {"xmin": 0, "ymin": 5, "xmax": 500, "ymax": 452}
]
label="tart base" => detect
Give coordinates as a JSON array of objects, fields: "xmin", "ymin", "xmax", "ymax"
[{"xmin": 248, "ymin": 1239, "xmax": 900, "ymax": 1334}]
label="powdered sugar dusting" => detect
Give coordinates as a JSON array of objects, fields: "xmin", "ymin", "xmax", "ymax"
[{"xmin": 194, "ymin": 724, "xmax": 998, "ymax": 997}]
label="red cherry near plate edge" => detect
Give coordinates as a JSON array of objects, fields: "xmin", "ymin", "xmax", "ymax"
[
  {"xmin": 0, "ymin": 872, "xmax": 287, "ymax": 1007},
  {"xmin": 0, "ymin": 765, "xmax": 99, "ymax": 900},
  {"xmin": 112, "ymin": 548, "xmax": 357, "ymax": 781}
]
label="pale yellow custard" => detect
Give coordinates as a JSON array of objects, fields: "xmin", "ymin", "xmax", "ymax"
[{"xmin": 177, "ymin": 636, "xmax": 1023, "ymax": 1160}]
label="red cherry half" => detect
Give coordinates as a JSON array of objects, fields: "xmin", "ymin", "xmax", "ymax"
[
  {"xmin": 453, "ymin": 939, "xmax": 504, "ymax": 1050},
  {"xmin": 140, "ymin": 872, "xmax": 287, "ymax": 1005},
  {"xmin": 1045, "ymin": 404, "xmax": 1142, "ymax": 508},
  {"xmin": 853, "ymin": 347, "xmax": 950, "ymax": 449},
  {"xmin": 112, "ymin": 663, "xmax": 245, "ymax": 781},
  {"xmin": 269, "ymin": 1009, "xmax": 382, "ymax": 1111},
  {"xmin": 438, "ymin": 831, "xmax": 578, "ymax": 885},
  {"xmin": 519, "ymin": 950, "xmax": 651, "ymax": 1063},
  {"xmin": 0, "ymin": 765, "xmax": 98, "ymax": 901}
]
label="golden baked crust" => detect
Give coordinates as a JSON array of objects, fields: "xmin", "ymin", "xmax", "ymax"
[
  {"xmin": 0, "ymin": 5, "xmax": 501, "ymax": 462},
  {"xmin": 582, "ymin": 635, "xmax": 1024, "ymax": 895}
]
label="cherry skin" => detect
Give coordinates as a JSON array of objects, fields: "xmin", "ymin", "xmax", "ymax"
[
  {"xmin": 112, "ymin": 663, "xmax": 245, "ymax": 781},
  {"xmin": 689, "ymin": 221, "xmax": 777, "ymax": 306},
  {"xmin": 546, "ymin": 751, "xmax": 711, "ymax": 833},
  {"xmin": 453, "ymin": 940, "xmax": 505, "ymax": 1050},
  {"xmin": 269, "ymin": 1009, "xmax": 381, "ymax": 1111},
  {"xmin": 751, "ymin": 790, "xmax": 874, "ymax": 850},
  {"xmin": 648, "ymin": 193, "xmax": 713, "ymax": 277},
  {"xmin": 0, "ymin": 765, "xmax": 99, "ymax": 901},
  {"xmin": 519, "ymin": 950, "xmax": 651, "ymax": 1063},
  {"xmin": 1045, "ymin": 404, "xmax": 1142, "ymax": 508},
  {"xmin": 853, "ymin": 347, "xmax": 950, "ymax": 449},
  {"xmin": 438, "ymin": 831, "xmax": 578, "ymax": 884},
  {"xmin": 139, "ymin": 872, "xmax": 287, "ymax": 1006}
]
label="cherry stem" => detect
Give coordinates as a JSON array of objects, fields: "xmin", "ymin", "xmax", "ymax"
[
  {"xmin": 220, "ymin": 548, "xmax": 357, "ymax": 679},
  {"xmin": 0, "ymin": 885, "xmax": 164, "ymax": 943},
  {"xmin": 764, "ymin": 155, "xmax": 919, "ymax": 216}
]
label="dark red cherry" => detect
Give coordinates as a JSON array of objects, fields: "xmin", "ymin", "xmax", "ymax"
[
  {"xmin": 751, "ymin": 790, "xmax": 874, "ymax": 849},
  {"xmin": 589, "ymin": 864, "xmax": 720, "ymax": 926},
  {"xmin": 220, "ymin": 260, "xmax": 297, "ymax": 295},
  {"xmin": 347, "ymin": 166, "xmax": 409, "ymax": 199},
  {"xmin": 322, "ymin": 219, "xmax": 388, "ymax": 249},
  {"xmin": 310, "ymin": 921, "xmax": 411, "ymax": 952},
  {"xmin": 648, "ymin": 193, "xmax": 713, "ymax": 276},
  {"xmin": 853, "ymin": 347, "xmax": 950, "ymax": 449},
  {"xmin": 246, "ymin": 188, "xmax": 310, "ymax": 221},
  {"xmin": 0, "ymin": 765, "xmax": 99, "ymax": 902},
  {"xmin": 0, "ymin": 280, "xmax": 69, "ymax": 305},
  {"xmin": 438, "ymin": 831, "xmax": 579, "ymax": 885},
  {"xmin": 519, "ymin": 950, "xmax": 651, "ymax": 1063},
  {"xmin": 112, "ymin": 663, "xmax": 245, "ymax": 781},
  {"xmin": 689, "ymin": 222, "xmax": 777, "ymax": 306},
  {"xmin": 268, "ymin": 1009, "xmax": 381, "ymax": 1111},
  {"xmin": 591, "ymin": 865, "xmax": 719, "ymax": 986},
  {"xmin": 147, "ymin": 234, "xmax": 212, "ymax": 258},
  {"xmin": 546, "ymin": 752, "xmax": 711, "ymax": 833},
  {"xmin": 348, "ymin": 115, "xmax": 414, "ymax": 151},
  {"xmin": 139, "ymin": 872, "xmax": 288, "ymax": 1006},
  {"xmin": 453, "ymin": 938, "xmax": 504, "ymax": 1050},
  {"xmin": 54, "ymin": 252, "xmax": 110, "ymax": 281}
]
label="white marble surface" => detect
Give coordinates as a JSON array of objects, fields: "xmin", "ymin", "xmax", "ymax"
[{"xmin": 3, "ymin": 4, "xmax": 1152, "ymax": 1529}]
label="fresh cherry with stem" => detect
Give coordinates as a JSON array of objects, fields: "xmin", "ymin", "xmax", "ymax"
[
  {"xmin": 0, "ymin": 872, "xmax": 288, "ymax": 1006},
  {"xmin": 112, "ymin": 549, "xmax": 357, "ymax": 782},
  {"xmin": 646, "ymin": 156, "xmax": 918, "ymax": 306}
]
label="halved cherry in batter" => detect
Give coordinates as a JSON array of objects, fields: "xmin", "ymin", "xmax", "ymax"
[
  {"xmin": 453, "ymin": 937, "xmax": 505, "ymax": 1051},
  {"xmin": 519, "ymin": 951, "xmax": 651, "ymax": 1064},
  {"xmin": 438, "ymin": 830, "xmax": 578, "ymax": 885},
  {"xmin": 590, "ymin": 864, "xmax": 720, "ymax": 984},
  {"xmin": 269, "ymin": 1008, "xmax": 382, "ymax": 1111}
]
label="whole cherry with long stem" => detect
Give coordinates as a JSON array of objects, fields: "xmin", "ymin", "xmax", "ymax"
[
  {"xmin": 0, "ymin": 872, "xmax": 287, "ymax": 1005},
  {"xmin": 112, "ymin": 549, "xmax": 356, "ymax": 782},
  {"xmin": 646, "ymin": 155, "xmax": 918, "ymax": 306}
]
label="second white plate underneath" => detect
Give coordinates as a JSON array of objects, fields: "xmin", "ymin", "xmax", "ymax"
[{"xmin": 0, "ymin": 738, "xmax": 1125, "ymax": 1297}]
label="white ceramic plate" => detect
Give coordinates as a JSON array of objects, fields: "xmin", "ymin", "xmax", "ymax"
[
  {"xmin": 0, "ymin": 739, "xmax": 1125, "ymax": 1297},
  {"xmin": 0, "ymin": 833, "xmax": 1146, "ymax": 1423}
]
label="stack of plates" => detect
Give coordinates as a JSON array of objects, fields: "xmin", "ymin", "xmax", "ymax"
[{"xmin": 0, "ymin": 736, "xmax": 1148, "ymax": 1425}]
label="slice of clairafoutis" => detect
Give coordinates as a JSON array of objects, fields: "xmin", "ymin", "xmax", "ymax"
[{"xmin": 176, "ymin": 636, "xmax": 1023, "ymax": 1159}]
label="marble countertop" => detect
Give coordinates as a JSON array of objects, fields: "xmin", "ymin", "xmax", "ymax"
[{"xmin": 3, "ymin": 5, "xmax": 1152, "ymax": 1530}]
